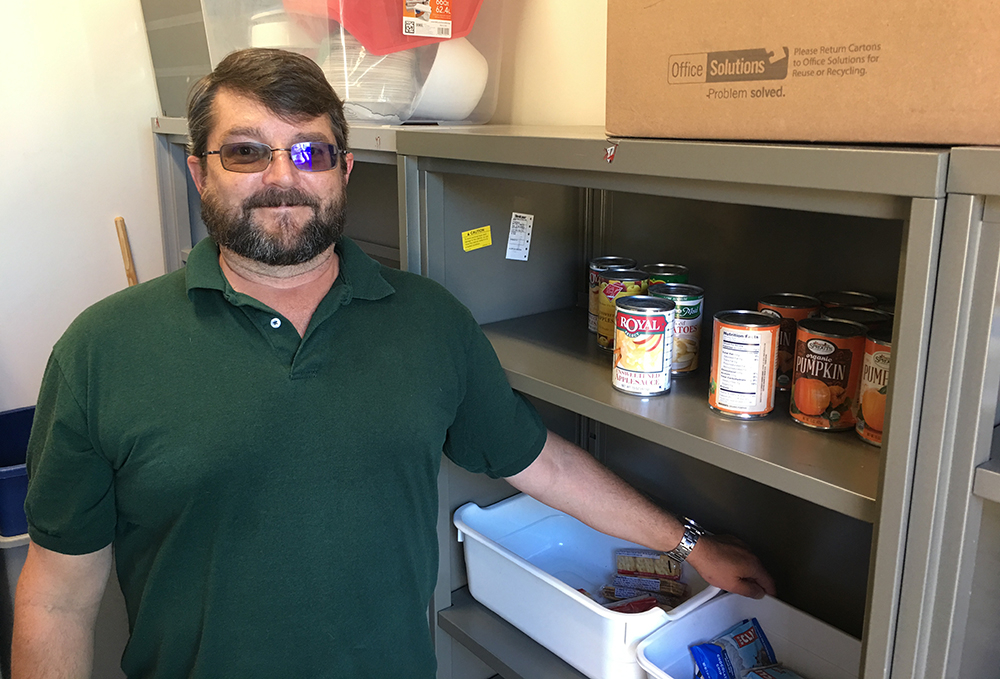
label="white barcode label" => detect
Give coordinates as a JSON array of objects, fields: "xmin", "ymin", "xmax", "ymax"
[{"xmin": 401, "ymin": 18, "xmax": 452, "ymax": 39}]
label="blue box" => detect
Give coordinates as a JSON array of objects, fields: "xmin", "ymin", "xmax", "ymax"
[{"xmin": 0, "ymin": 406, "xmax": 33, "ymax": 537}]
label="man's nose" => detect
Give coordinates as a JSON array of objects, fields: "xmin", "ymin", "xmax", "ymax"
[{"xmin": 261, "ymin": 149, "xmax": 299, "ymax": 187}]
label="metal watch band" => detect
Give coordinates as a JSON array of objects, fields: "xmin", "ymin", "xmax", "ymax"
[{"xmin": 664, "ymin": 517, "xmax": 706, "ymax": 563}]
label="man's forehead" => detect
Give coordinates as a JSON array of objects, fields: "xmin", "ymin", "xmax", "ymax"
[{"xmin": 209, "ymin": 89, "xmax": 335, "ymax": 141}]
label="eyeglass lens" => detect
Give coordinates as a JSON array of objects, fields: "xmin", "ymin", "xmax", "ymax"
[{"xmin": 219, "ymin": 142, "xmax": 339, "ymax": 173}]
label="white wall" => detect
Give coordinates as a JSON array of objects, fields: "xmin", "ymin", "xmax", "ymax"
[
  {"xmin": 0, "ymin": 0, "xmax": 164, "ymax": 412},
  {"xmin": 493, "ymin": 0, "xmax": 607, "ymax": 126}
]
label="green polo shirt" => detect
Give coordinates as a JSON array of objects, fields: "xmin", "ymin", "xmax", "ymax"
[{"xmin": 25, "ymin": 236, "xmax": 547, "ymax": 679}]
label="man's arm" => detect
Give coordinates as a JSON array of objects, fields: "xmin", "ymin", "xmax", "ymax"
[
  {"xmin": 12, "ymin": 540, "xmax": 113, "ymax": 679},
  {"xmin": 505, "ymin": 430, "xmax": 776, "ymax": 599}
]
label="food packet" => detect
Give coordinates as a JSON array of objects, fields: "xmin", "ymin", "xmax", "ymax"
[
  {"xmin": 690, "ymin": 617, "xmax": 777, "ymax": 679},
  {"xmin": 600, "ymin": 584, "xmax": 678, "ymax": 609},
  {"xmin": 612, "ymin": 573, "xmax": 689, "ymax": 598},
  {"xmin": 615, "ymin": 548, "xmax": 682, "ymax": 580},
  {"xmin": 746, "ymin": 668, "xmax": 808, "ymax": 679},
  {"xmin": 602, "ymin": 593, "xmax": 661, "ymax": 614}
]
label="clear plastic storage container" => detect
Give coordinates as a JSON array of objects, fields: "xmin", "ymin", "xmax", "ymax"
[
  {"xmin": 200, "ymin": 0, "xmax": 504, "ymax": 124},
  {"xmin": 454, "ymin": 494, "xmax": 720, "ymax": 679}
]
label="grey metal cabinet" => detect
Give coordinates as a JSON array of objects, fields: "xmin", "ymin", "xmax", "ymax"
[{"xmin": 152, "ymin": 121, "xmax": 1000, "ymax": 679}]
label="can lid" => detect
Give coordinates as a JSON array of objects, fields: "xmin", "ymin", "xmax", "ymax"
[
  {"xmin": 759, "ymin": 293, "xmax": 822, "ymax": 308},
  {"xmin": 714, "ymin": 310, "xmax": 781, "ymax": 328},
  {"xmin": 814, "ymin": 291, "xmax": 878, "ymax": 308},
  {"xmin": 798, "ymin": 317, "xmax": 868, "ymax": 338},
  {"xmin": 616, "ymin": 295, "xmax": 676, "ymax": 312},
  {"xmin": 648, "ymin": 282, "xmax": 705, "ymax": 297},
  {"xmin": 821, "ymin": 305, "xmax": 893, "ymax": 330},
  {"xmin": 600, "ymin": 268, "xmax": 648, "ymax": 282},
  {"xmin": 641, "ymin": 263, "xmax": 688, "ymax": 275},
  {"xmin": 867, "ymin": 325, "xmax": 893, "ymax": 345},
  {"xmin": 590, "ymin": 256, "xmax": 637, "ymax": 271}
]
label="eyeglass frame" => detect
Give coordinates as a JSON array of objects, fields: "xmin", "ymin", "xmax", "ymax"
[{"xmin": 201, "ymin": 141, "xmax": 349, "ymax": 173}]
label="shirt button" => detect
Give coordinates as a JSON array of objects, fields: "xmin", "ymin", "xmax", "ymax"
[{"xmin": 270, "ymin": 318, "xmax": 281, "ymax": 329}]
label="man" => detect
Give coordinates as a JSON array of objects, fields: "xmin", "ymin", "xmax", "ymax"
[{"xmin": 13, "ymin": 49, "xmax": 774, "ymax": 678}]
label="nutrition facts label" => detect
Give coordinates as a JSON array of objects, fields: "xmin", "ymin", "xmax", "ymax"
[{"xmin": 716, "ymin": 327, "xmax": 772, "ymax": 411}]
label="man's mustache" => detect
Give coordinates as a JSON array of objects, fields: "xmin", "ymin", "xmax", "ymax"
[{"xmin": 243, "ymin": 188, "xmax": 319, "ymax": 210}]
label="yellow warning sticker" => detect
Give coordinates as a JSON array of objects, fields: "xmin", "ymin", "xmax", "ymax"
[{"xmin": 462, "ymin": 226, "xmax": 492, "ymax": 252}]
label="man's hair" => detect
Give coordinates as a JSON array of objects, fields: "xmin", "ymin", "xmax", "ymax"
[{"xmin": 187, "ymin": 48, "xmax": 349, "ymax": 163}]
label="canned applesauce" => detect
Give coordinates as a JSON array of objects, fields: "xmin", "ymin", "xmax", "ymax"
[
  {"xmin": 642, "ymin": 263, "xmax": 689, "ymax": 285},
  {"xmin": 613, "ymin": 296, "xmax": 675, "ymax": 396},
  {"xmin": 649, "ymin": 283, "xmax": 704, "ymax": 375},
  {"xmin": 588, "ymin": 257, "xmax": 637, "ymax": 333},
  {"xmin": 598, "ymin": 269, "xmax": 648, "ymax": 350},
  {"xmin": 857, "ymin": 326, "xmax": 892, "ymax": 446},
  {"xmin": 708, "ymin": 311, "xmax": 780, "ymax": 419},
  {"xmin": 757, "ymin": 293, "xmax": 821, "ymax": 392},
  {"xmin": 815, "ymin": 290, "xmax": 878, "ymax": 309},
  {"xmin": 790, "ymin": 318, "xmax": 867, "ymax": 430},
  {"xmin": 821, "ymin": 305, "xmax": 893, "ymax": 333}
]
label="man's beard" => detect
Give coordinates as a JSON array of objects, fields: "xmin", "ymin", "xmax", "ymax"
[{"xmin": 201, "ymin": 185, "xmax": 346, "ymax": 266}]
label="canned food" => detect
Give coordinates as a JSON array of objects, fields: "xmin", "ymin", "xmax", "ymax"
[
  {"xmin": 588, "ymin": 257, "xmax": 638, "ymax": 333},
  {"xmin": 757, "ymin": 293, "xmax": 822, "ymax": 392},
  {"xmin": 821, "ymin": 306, "xmax": 893, "ymax": 332},
  {"xmin": 857, "ymin": 326, "xmax": 892, "ymax": 446},
  {"xmin": 598, "ymin": 269, "xmax": 649, "ymax": 350},
  {"xmin": 648, "ymin": 283, "xmax": 704, "ymax": 375},
  {"xmin": 815, "ymin": 290, "xmax": 878, "ymax": 309},
  {"xmin": 790, "ymin": 318, "xmax": 867, "ymax": 430},
  {"xmin": 708, "ymin": 311, "xmax": 781, "ymax": 419},
  {"xmin": 641, "ymin": 263, "xmax": 689, "ymax": 285},
  {"xmin": 613, "ymin": 296, "xmax": 675, "ymax": 396}
]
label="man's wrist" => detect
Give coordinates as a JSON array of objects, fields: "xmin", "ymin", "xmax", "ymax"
[{"xmin": 664, "ymin": 517, "xmax": 708, "ymax": 563}]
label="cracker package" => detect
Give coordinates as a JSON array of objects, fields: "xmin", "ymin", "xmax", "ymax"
[{"xmin": 615, "ymin": 548, "xmax": 682, "ymax": 580}]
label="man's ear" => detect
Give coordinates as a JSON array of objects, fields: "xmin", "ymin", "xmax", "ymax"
[
  {"xmin": 187, "ymin": 155, "xmax": 206, "ymax": 195},
  {"xmin": 343, "ymin": 152, "xmax": 354, "ymax": 185}
]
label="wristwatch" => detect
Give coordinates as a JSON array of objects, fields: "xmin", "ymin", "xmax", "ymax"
[{"xmin": 664, "ymin": 517, "xmax": 707, "ymax": 563}]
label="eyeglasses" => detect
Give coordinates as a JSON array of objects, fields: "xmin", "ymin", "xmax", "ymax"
[{"xmin": 203, "ymin": 141, "xmax": 346, "ymax": 173}]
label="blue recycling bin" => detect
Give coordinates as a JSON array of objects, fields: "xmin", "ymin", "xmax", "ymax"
[{"xmin": 0, "ymin": 407, "xmax": 32, "ymax": 537}]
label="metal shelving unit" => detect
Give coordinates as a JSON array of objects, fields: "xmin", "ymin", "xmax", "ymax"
[{"xmin": 394, "ymin": 127, "xmax": 950, "ymax": 679}]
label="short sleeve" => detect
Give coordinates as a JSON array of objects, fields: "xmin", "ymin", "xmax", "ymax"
[
  {"xmin": 24, "ymin": 353, "xmax": 116, "ymax": 555},
  {"xmin": 442, "ymin": 320, "xmax": 548, "ymax": 478}
]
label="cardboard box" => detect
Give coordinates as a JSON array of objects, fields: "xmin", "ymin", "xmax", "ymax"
[{"xmin": 606, "ymin": 0, "xmax": 1000, "ymax": 145}]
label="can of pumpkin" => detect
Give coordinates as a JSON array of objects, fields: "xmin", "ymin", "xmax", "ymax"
[
  {"xmin": 589, "ymin": 257, "xmax": 638, "ymax": 333},
  {"xmin": 597, "ymin": 269, "xmax": 649, "ymax": 350},
  {"xmin": 857, "ymin": 326, "xmax": 892, "ymax": 446},
  {"xmin": 821, "ymin": 306, "xmax": 893, "ymax": 333},
  {"xmin": 708, "ymin": 311, "xmax": 780, "ymax": 419},
  {"xmin": 757, "ymin": 293, "xmax": 822, "ymax": 392},
  {"xmin": 613, "ymin": 295, "xmax": 675, "ymax": 396},
  {"xmin": 790, "ymin": 318, "xmax": 867, "ymax": 430}
]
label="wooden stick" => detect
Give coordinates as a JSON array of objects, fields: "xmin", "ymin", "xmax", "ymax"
[{"xmin": 115, "ymin": 216, "xmax": 138, "ymax": 287}]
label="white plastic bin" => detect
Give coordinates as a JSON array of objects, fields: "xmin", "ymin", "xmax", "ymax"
[
  {"xmin": 454, "ymin": 494, "xmax": 720, "ymax": 679},
  {"xmin": 635, "ymin": 593, "xmax": 861, "ymax": 679}
]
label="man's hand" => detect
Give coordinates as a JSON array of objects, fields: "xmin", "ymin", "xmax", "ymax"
[{"xmin": 686, "ymin": 533, "xmax": 776, "ymax": 599}]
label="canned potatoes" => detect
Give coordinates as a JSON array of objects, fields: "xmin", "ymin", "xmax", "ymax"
[
  {"xmin": 708, "ymin": 311, "xmax": 780, "ymax": 419},
  {"xmin": 613, "ymin": 296, "xmax": 675, "ymax": 396},
  {"xmin": 649, "ymin": 283, "xmax": 704, "ymax": 375},
  {"xmin": 642, "ymin": 263, "xmax": 689, "ymax": 285},
  {"xmin": 790, "ymin": 318, "xmax": 867, "ymax": 430}
]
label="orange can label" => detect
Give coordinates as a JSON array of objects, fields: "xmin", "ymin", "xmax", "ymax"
[
  {"xmin": 708, "ymin": 313, "xmax": 780, "ymax": 417},
  {"xmin": 856, "ymin": 336, "xmax": 891, "ymax": 446},
  {"xmin": 757, "ymin": 299, "xmax": 820, "ymax": 392},
  {"xmin": 790, "ymin": 321, "xmax": 866, "ymax": 430}
]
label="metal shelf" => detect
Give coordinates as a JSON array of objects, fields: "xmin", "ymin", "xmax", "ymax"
[
  {"xmin": 483, "ymin": 307, "xmax": 881, "ymax": 522},
  {"xmin": 947, "ymin": 147, "xmax": 1000, "ymax": 196},
  {"xmin": 973, "ymin": 459, "xmax": 1000, "ymax": 504},
  {"xmin": 437, "ymin": 587, "xmax": 587, "ymax": 679}
]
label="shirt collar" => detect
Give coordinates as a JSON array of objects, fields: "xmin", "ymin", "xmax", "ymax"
[{"xmin": 185, "ymin": 236, "xmax": 396, "ymax": 303}]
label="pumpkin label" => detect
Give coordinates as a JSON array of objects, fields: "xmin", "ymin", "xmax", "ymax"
[
  {"xmin": 857, "ymin": 333, "xmax": 892, "ymax": 446},
  {"xmin": 790, "ymin": 318, "xmax": 867, "ymax": 430},
  {"xmin": 757, "ymin": 293, "xmax": 821, "ymax": 392}
]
